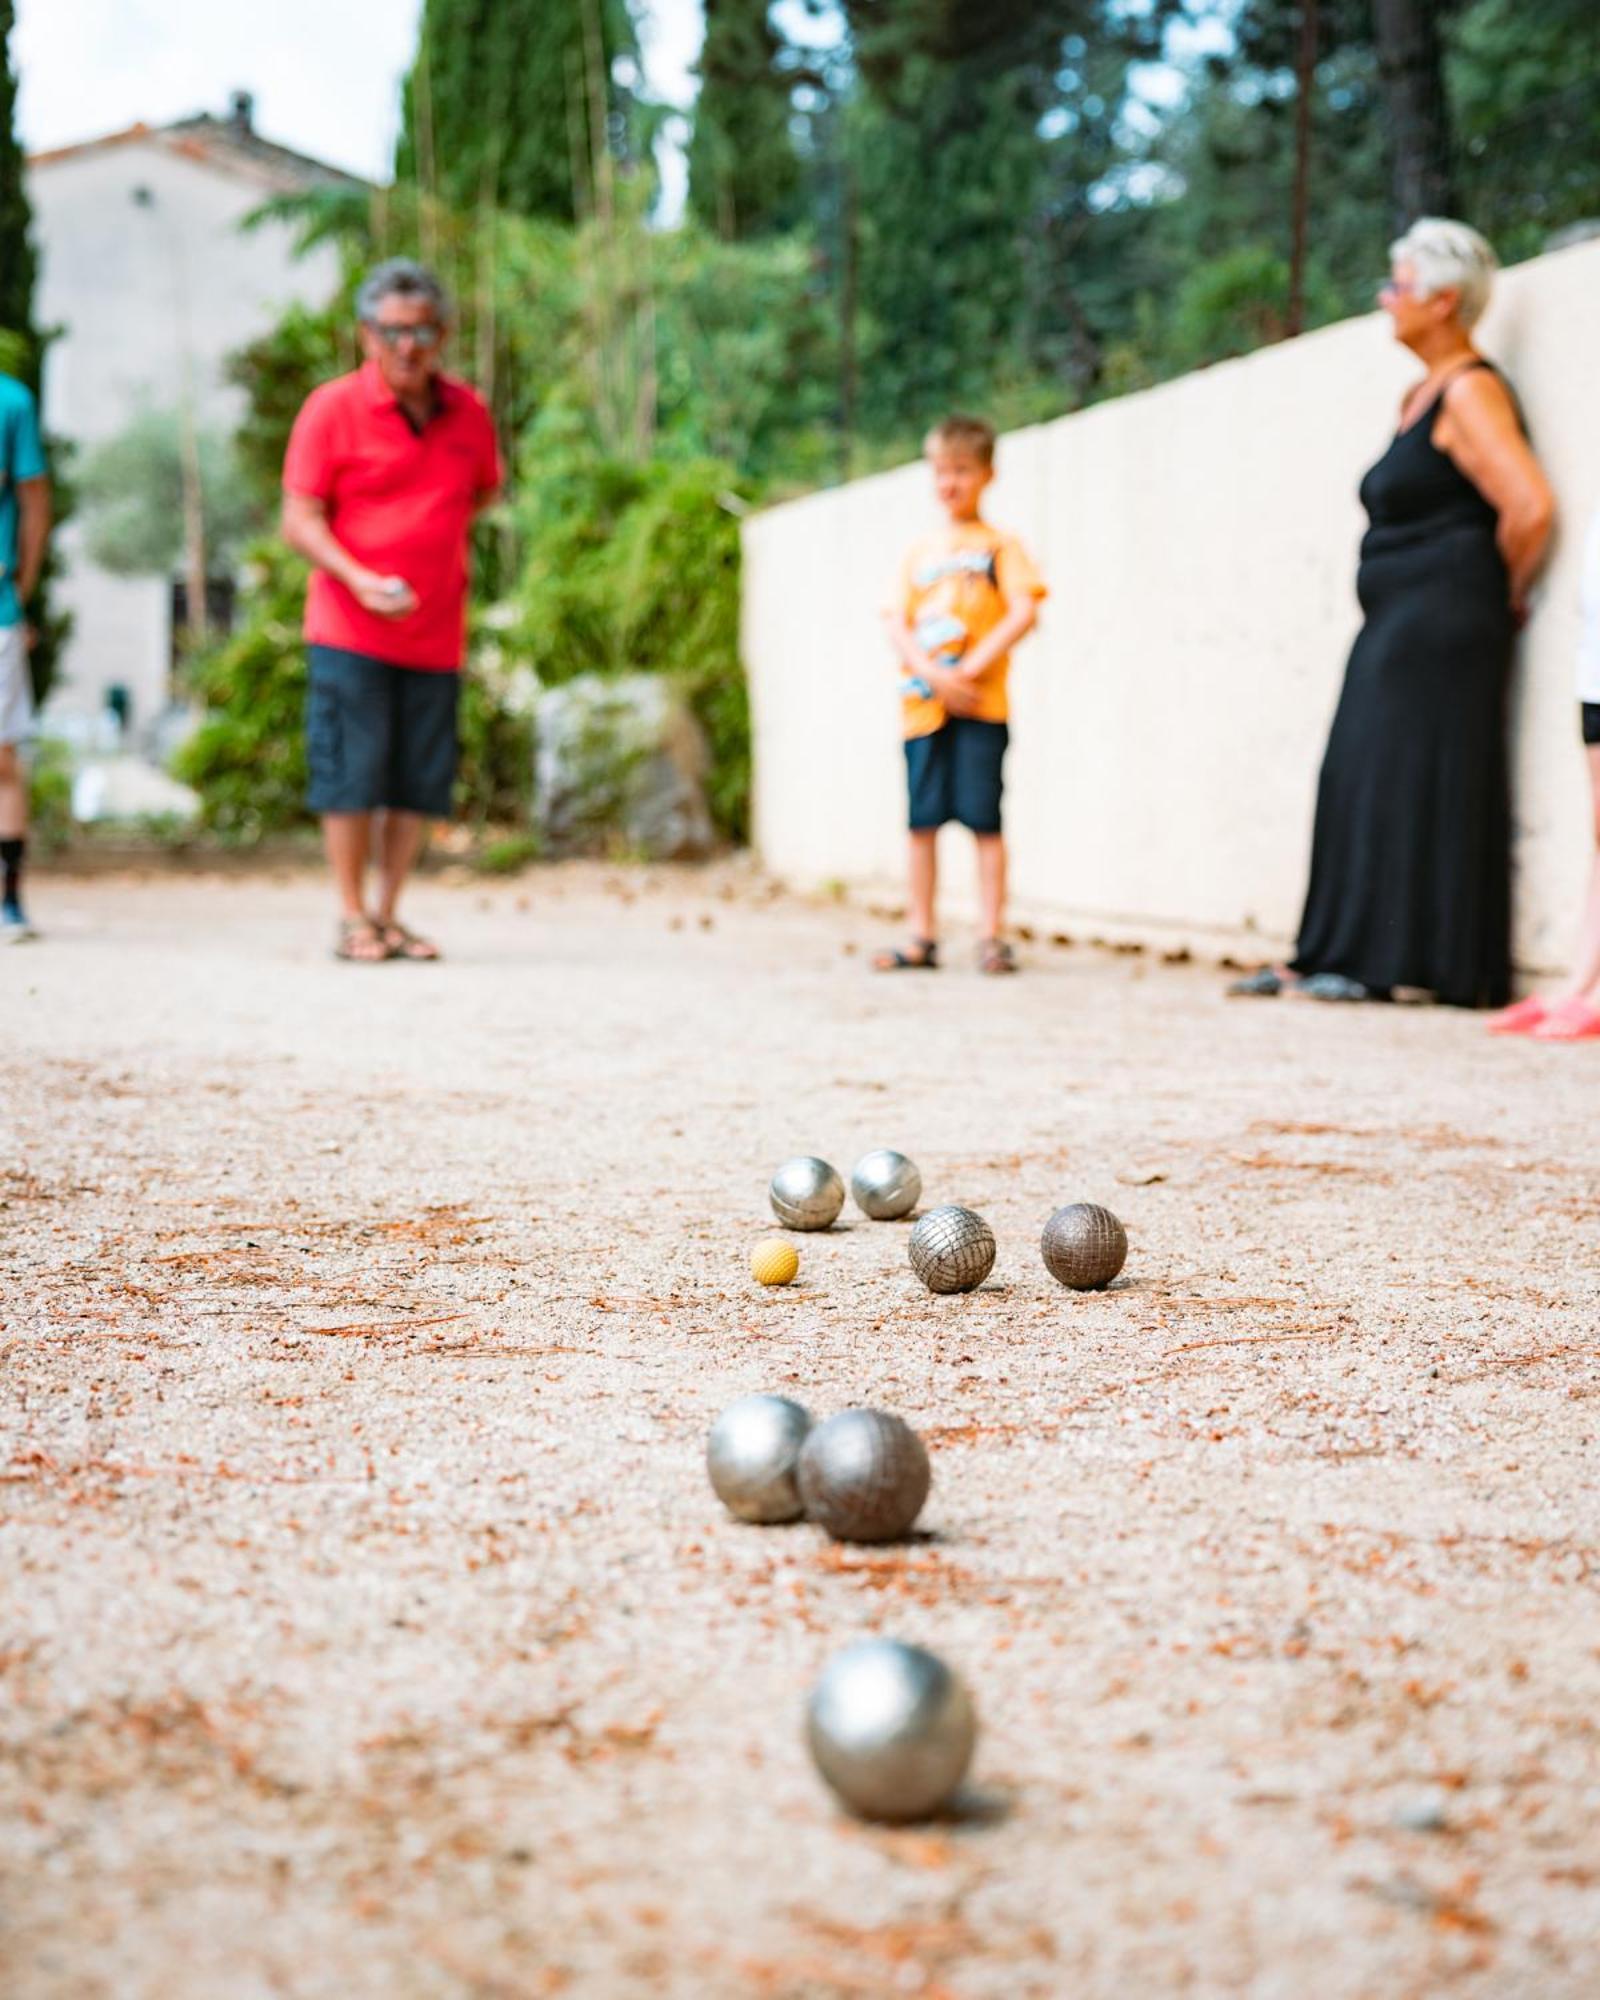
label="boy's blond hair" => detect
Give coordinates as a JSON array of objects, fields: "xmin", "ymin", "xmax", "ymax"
[{"xmin": 925, "ymin": 414, "xmax": 996, "ymax": 467}]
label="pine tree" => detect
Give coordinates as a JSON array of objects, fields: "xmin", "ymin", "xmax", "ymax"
[
  {"xmin": 1447, "ymin": 0, "xmax": 1600, "ymax": 257},
  {"xmin": 0, "ymin": 0, "xmax": 38, "ymax": 384},
  {"xmin": 1373, "ymin": 0, "xmax": 1457, "ymax": 225},
  {"xmin": 832, "ymin": 1, "xmax": 1152, "ymax": 434},
  {"xmin": 395, "ymin": 0, "xmax": 643, "ymax": 222},
  {"xmin": 687, "ymin": 0, "xmax": 803, "ymax": 240}
]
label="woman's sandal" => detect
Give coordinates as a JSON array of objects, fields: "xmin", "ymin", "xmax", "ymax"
[
  {"xmin": 335, "ymin": 915, "xmax": 393, "ymax": 963},
  {"xmin": 1299, "ymin": 972, "xmax": 1380, "ymax": 1002},
  {"xmin": 1487, "ymin": 994, "xmax": 1552, "ymax": 1035},
  {"xmin": 873, "ymin": 938, "xmax": 939, "ymax": 972},
  {"xmin": 378, "ymin": 919, "xmax": 442, "ymax": 962},
  {"xmin": 978, "ymin": 938, "xmax": 1018, "ymax": 975},
  {"xmin": 1227, "ymin": 965, "xmax": 1290, "ymax": 997}
]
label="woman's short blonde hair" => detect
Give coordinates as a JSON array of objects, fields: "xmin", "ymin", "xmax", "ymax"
[{"xmin": 1389, "ymin": 217, "xmax": 1499, "ymax": 329}]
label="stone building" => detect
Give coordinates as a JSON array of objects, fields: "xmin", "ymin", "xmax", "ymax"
[{"xmin": 27, "ymin": 93, "xmax": 362, "ymax": 738}]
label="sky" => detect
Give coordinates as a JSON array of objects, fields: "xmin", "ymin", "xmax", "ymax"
[{"xmin": 15, "ymin": 0, "xmax": 708, "ymax": 187}]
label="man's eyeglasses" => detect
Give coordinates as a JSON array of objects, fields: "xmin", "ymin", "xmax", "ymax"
[{"xmin": 370, "ymin": 321, "xmax": 443, "ymax": 349}]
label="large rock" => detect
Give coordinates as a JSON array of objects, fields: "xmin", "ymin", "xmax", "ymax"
[{"xmin": 534, "ymin": 673, "xmax": 715, "ymax": 860}]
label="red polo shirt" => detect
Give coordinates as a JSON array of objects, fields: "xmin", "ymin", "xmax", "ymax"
[{"xmin": 283, "ymin": 363, "xmax": 502, "ymax": 671}]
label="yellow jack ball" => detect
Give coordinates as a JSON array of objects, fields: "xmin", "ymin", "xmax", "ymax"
[{"xmin": 751, "ymin": 1236, "xmax": 800, "ymax": 1287}]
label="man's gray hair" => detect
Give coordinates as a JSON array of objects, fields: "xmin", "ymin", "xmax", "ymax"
[
  {"xmin": 1389, "ymin": 218, "xmax": 1499, "ymax": 329},
  {"xmin": 356, "ymin": 258, "xmax": 450, "ymax": 325}
]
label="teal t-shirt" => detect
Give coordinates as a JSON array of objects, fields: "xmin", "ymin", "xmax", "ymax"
[{"xmin": 0, "ymin": 373, "xmax": 47, "ymax": 628}]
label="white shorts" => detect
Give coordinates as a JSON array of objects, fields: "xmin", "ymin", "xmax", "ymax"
[{"xmin": 0, "ymin": 623, "xmax": 33, "ymax": 747}]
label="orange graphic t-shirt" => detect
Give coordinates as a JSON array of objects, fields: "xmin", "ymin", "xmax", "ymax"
[{"xmin": 894, "ymin": 520, "xmax": 1047, "ymax": 739}]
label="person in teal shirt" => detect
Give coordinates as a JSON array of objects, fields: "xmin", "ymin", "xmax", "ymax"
[{"xmin": 0, "ymin": 371, "xmax": 51, "ymax": 941}]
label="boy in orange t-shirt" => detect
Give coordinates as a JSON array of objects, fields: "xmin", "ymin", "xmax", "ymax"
[{"xmin": 874, "ymin": 415, "xmax": 1046, "ymax": 974}]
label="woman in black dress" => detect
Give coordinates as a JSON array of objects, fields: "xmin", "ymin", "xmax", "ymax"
[{"xmin": 1233, "ymin": 219, "xmax": 1553, "ymax": 1008}]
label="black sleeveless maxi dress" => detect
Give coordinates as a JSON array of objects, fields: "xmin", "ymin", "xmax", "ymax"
[{"xmin": 1291, "ymin": 362, "xmax": 1516, "ymax": 1009}]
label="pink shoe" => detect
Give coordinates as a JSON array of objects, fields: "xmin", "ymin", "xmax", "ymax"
[
  {"xmin": 1532, "ymin": 997, "xmax": 1600, "ymax": 1042},
  {"xmin": 1486, "ymin": 994, "xmax": 1552, "ymax": 1035}
]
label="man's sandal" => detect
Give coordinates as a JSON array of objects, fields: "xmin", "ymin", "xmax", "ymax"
[
  {"xmin": 978, "ymin": 938, "xmax": 1017, "ymax": 975},
  {"xmin": 378, "ymin": 919, "xmax": 442, "ymax": 962},
  {"xmin": 335, "ymin": 915, "xmax": 392, "ymax": 963},
  {"xmin": 872, "ymin": 938, "xmax": 939, "ymax": 972}
]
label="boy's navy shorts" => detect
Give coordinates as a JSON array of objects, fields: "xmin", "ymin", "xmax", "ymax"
[
  {"xmin": 305, "ymin": 645, "xmax": 460, "ymax": 818},
  {"xmin": 904, "ymin": 718, "xmax": 1009, "ymax": 834}
]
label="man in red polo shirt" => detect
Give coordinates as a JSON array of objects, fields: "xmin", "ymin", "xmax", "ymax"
[{"xmin": 282, "ymin": 260, "xmax": 502, "ymax": 961}]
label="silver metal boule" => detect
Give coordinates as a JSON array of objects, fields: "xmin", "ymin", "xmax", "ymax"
[
  {"xmin": 797, "ymin": 1407, "xmax": 930, "ymax": 1543},
  {"xmin": 706, "ymin": 1394, "xmax": 813, "ymax": 1523},
  {"xmin": 769, "ymin": 1156, "xmax": 845, "ymax": 1231},
  {"xmin": 850, "ymin": 1149, "xmax": 922, "ymax": 1221},
  {"xmin": 807, "ymin": 1638, "xmax": 977, "ymax": 1822},
  {"xmin": 1041, "ymin": 1202, "xmax": 1128, "ymax": 1291},
  {"xmin": 908, "ymin": 1204, "xmax": 996, "ymax": 1294}
]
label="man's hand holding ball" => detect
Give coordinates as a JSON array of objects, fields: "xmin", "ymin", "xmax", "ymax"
[{"xmin": 355, "ymin": 573, "xmax": 418, "ymax": 619}]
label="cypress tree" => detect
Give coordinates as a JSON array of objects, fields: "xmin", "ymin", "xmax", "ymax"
[
  {"xmin": 0, "ymin": 0, "xmax": 65, "ymax": 706},
  {"xmin": 0, "ymin": 0, "xmax": 38, "ymax": 385},
  {"xmin": 687, "ymin": 0, "xmax": 803, "ymax": 241},
  {"xmin": 395, "ymin": 0, "xmax": 643, "ymax": 222}
]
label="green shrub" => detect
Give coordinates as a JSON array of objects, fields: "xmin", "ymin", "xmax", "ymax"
[
  {"xmin": 27, "ymin": 736, "xmax": 74, "ymax": 853},
  {"xmin": 173, "ymin": 542, "xmax": 536, "ymax": 841},
  {"xmin": 515, "ymin": 422, "xmax": 749, "ymax": 839},
  {"xmin": 456, "ymin": 658, "xmax": 534, "ymax": 829},
  {"xmin": 172, "ymin": 545, "xmax": 310, "ymax": 840},
  {"xmin": 472, "ymin": 830, "xmax": 542, "ymax": 874}
]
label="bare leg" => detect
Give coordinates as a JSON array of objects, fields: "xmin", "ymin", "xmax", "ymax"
[
  {"xmin": 373, "ymin": 810, "xmax": 429, "ymax": 925},
  {"xmin": 1562, "ymin": 747, "xmax": 1600, "ymax": 1001},
  {"xmin": 908, "ymin": 829, "xmax": 938, "ymax": 943},
  {"xmin": 975, "ymin": 832, "xmax": 1006, "ymax": 941},
  {"xmin": 321, "ymin": 812, "xmax": 372, "ymax": 919},
  {"xmin": 0, "ymin": 744, "xmax": 25, "ymax": 842}
]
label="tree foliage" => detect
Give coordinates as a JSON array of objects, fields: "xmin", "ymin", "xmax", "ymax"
[
  {"xmin": 1447, "ymin": 0, "xmax": 1600, "ymax": 255},
  {"xmin": 76, "ymin": 410, "xmax": 259, "ymax": 580},
  {"xmin": 831, "ymin": 1, "xmax": 1164, "ymax": 432}
]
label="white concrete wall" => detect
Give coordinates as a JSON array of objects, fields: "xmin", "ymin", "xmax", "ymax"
[
  {"xmin": 743, "ymin": 237, "xmax": 1600, "ymax": 975},
  {"xmin": 28, "ymin": 136, "xmax": 342, "ymax": 730}
]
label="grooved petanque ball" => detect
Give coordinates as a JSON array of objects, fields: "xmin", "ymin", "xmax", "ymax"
[
  {"xmin": 706, "ymin": 1394, "xmax": 814, "ymax": 1524},
  {"xmin": 807, "ymin": 1638, "xmax": 977, "ymax": 1822},
  {"xmin": 1041, "ymin": 1202, "xmax": 1128, "ymax": 1290},
  {"xmin": 908, "ymin": 1204, "xmax": 996, "ymax": 1293},
  {"xmin": 797, "ymin": 1408, "xmax": 930, "ymax": 1542},
  {"xmin": 850, "ymin": 1149, "xmax": 922, "ymax": 1221},
  {"xmin": 769, "ymin": 1156, "xmax": 845, "ymax": 1231}
]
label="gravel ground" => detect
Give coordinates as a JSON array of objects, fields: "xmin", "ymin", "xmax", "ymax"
[{"xmin": 3, "ymin": 863, "xmax": 1599, "ymax": 2000}]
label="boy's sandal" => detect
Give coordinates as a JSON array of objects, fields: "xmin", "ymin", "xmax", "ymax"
[
  {"xmin": 978, "ymin": 938, "xmax": 1017, "ymax": 975},
  {"xmin": 872, "ymin": 938, "xmax": 939, "ymax": 971},
  {"xmin": 335, "ymin": 915, "xmax": 393, "ymax": 963},
  {"xmin": 379, "ymin": 919, "xmax": 442, "ymax": 962}
]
